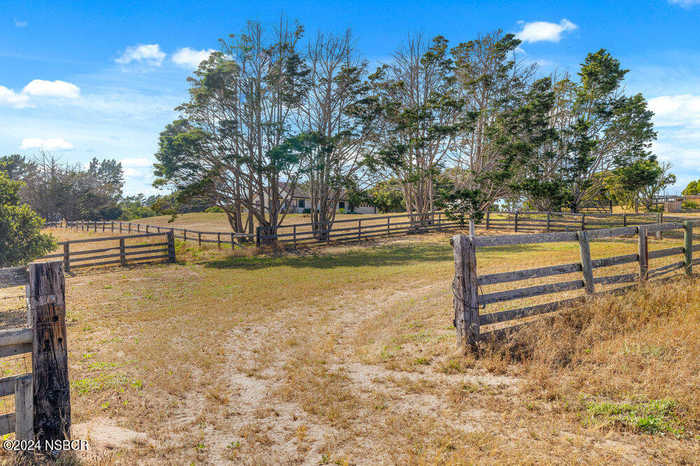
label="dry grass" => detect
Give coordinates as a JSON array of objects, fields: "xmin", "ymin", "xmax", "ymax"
[{"xmin": 0, "ymin": 227, "xmax": 697, "ymax": 464}]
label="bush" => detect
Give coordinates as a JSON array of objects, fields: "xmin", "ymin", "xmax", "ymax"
[
  {"xmin": 205, "ymin": 206, "xmax": 224, "ymax": 213},
  {"xmin": 0, "ymin": 172, "xmax": 55, "ymax": 266},
  {"xmin": 682, "ymin": 200, "xmax": 699, "ymax": 210}
]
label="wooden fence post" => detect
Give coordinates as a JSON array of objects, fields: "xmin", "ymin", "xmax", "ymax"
[
  {"xmin": 684, "ymin": 221, "xmax": 693, "ymax": 276},
  {"xmin": 293, "ymin": 225, "xmax": 297, "ymax": 248},
  {"xmin": 581, "ymin": 214, "xmax": 586, "ymax": 231},
  {"xmin": 452, "ymin": 235, "xmax": 479, "ymax": 351},
  {"xmin": 230, "ymin": 233, "xmax": 235, "ymax": 250},
  {"xmin": 656, "ymin": 212, "xmax": 663, "ymax": 240},
  {"xmin": 217, "ymin": 232, "xmax": 221, "ymax": 249},
  {"xmin": 577, "ymin": 231, "xmax": 595, "ymax": 294},
  {"xmin": 546, "ymin": 212, "xmax": 551, "ymax": 232},
  {"xmin": 638, "ymin": 226, "xmax": 648, "ymax": 282},
  {"xmin": 119, "ymin": 238, "xmax": 126, "ymax": 266},
  {"xmin": 485, "ymin": 211, "xmax": 490, "ymax": 230},
  {"xmin": 14, "ymin": 374, "xmax": 33, "ymax": 441},
  {"xmin": 198, "ymin": 232, "xmax": 202, "ymax": 247},
  {"xmin": 623, "ymin": 214, "xmax": 627, "ymax": 227},
  {"xmin": 514, "ymin": 212, "xmax": 518, "ymax": 232},
  {"xmin": 358, "ymin": 219, "xmax": 362, "ymax": 240},
  {"xmin": 469, "ymin": 219, "xmax": 475, "ymax": 237},
  {"xmin": 63, "ymin": 243, "xmax": 70, "ymax": 273},
  {"xmin": 167, "ymin": 231, "xmax": 176, "ymax": 263},
  {"xmin": 29, "ymin": 261, "xmax": 71, "ymax": 446},
  {"xmin": 387, "ymin": 217, "xmax": 391, "ymax": 236}
]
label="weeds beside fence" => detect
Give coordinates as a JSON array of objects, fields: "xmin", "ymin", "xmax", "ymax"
[{"xmin": 452, "ymin": 220, "xmax": 699, "ymax": 350}]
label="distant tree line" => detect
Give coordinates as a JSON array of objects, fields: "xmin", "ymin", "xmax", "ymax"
[
  {"xmin": 0, "ymin": 154, "xmax": 215, "ymax": 222},
  {"xmin": 154, "ymin": 17, "xmax": 673, "ymax": 238}
]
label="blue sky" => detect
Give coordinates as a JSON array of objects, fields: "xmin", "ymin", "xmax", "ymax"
[{"xmin": 2, "ymin": 0, "xmax": 699, "ymax": 194}]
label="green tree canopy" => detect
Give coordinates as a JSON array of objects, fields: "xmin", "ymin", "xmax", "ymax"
[
  {"xmin": 682, "ymin": 180, "xmax": 699, "ymax": 196},
  {"xmin": 0, "ymin": 172, "xmax": 55, "ymax": 267}
]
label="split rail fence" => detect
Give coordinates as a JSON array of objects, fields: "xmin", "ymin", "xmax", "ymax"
[
  {"xmin": 47, "ymin": 211, "xmax": 669, "ymax": 249},
  {"xmin": 39, "ymin": 232, "xmax": 176, "ymax": 272},
  {"xmin": 452, "ymin": 220, "xmax": 700, "ymax": 349},
  {"xmin": 0, "ymin": 262, "xmax": 71, "ymax": 446},
  {"xmin": 262, "ymin": 211, "xmax": 668, "ymax": 246},
  {"xmin": 48, "ymin": 220, "xmax": 252, "ymax": 249}
]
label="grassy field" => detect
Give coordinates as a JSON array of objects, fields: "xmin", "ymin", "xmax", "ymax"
[{"xmin": 1, "ymin": 228, "xmax": 698, "ymax": 464}]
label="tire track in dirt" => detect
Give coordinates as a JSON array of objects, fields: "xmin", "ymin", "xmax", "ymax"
[{"xmin": 201, "ymin": 281, "xmax": 514, "ymax": 464}]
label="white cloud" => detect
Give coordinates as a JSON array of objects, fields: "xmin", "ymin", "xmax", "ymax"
[
  {"xmin": 1, "ymin": 79, "xmax": 81, "ymax": 108},
  {"xmin": 14, "ymin": 19, "xmax": 28, "ymax": 28},
  {"xmin": 669, "ymin": 0, "xmax": 700, "ymax": 7},
  {"xmin": 123, "ymin": 167, "xmax": 142, "ymax": 177},
  {"xmin": 516, "ymin": 19, "xmax": 578, "ymax": 43},
  {"xmin": 20, "ymin": 138, "xmax": 74, "ymax": 150},
  {"xmin": 120, "ymin": 157, "xmax": 153, "ymax": 168},
  {"xmin": 116, "ymin": 44, "xmax": 166, "ymax": 66},
  {"xmin": 22, "ymin": 79, "xmax": 80, "ymax": 99},
  {"xmin": 648, "ymin": 94, "xmax": 700, "ymax": 128},
  {"xmin": 0, "ymin": 86, "xmax": 31, "ymax": 108},
  {"xmin": 172, "ymin": 47, "xmax": 215, "ymax": 69}
]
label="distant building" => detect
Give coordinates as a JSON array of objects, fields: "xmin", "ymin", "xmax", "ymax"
[{"xmin": 278, "ymin": 183, "xmax": 377, "ymax": 214}]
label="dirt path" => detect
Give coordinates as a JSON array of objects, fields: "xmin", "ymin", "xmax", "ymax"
[{"xmin": 178, "ymin": 282, "xmax": 515, "ymax": 464}]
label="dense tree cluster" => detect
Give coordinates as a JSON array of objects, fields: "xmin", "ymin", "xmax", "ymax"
[
  {"xmin": 0, "ymin": 170, "xmax": 54, "ymax": 266},
  {"xmin": 0, "ymin": 154, "xmax": 124, "ymax": 221},
  {"xmin": 154, "ymin": 18, "xmax": 667, "ymax": 235}
]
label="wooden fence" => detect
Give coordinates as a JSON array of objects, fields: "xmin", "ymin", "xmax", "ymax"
[
  {"xmin": 48, "ymin": 220, "xmax": 252, "ymax": 249},
  {"xmin": 47, "ymin": 210, "xmax": 668, "ymax": 249},
  {"xmin": 40, "ymin": 232, "xmax": 176, "ymax": 272},
  {"xmin": 452, "ymin": 220, "xmax": 700, "ymax": 350},
  {"xmin": 0, "ymin": 262, "xmax": 71, "ymax": 446}
]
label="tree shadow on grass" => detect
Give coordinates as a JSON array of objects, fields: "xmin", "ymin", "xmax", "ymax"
[
  {"xmin": 204, "ymin": 243, "xmax": 458, "ymax": 271},
  {"xmin": 203, "ymin": 241, "xmax": 554, "ymax": 271}
]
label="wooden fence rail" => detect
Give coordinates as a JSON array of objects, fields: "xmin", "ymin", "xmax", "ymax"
[
  {"xmin": 0, "ymin": 262, "xmax": 70, "ymax": 446},
  {"xmin": 39, "ymin": 232, "xmax": 176, "ymax": 272},
  {"xmin": 47, "ymin": 211, "xmax": 668, "ymax": 249},
  {"xmin": 451, "ymin": 220, "xmax": 699, "ymax": 350}
]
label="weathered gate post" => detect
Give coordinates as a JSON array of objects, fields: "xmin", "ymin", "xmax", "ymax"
[
  {"xmin": 452, "ymin": 235, "xmax": 479, "ymax": 351},
  {"xmin": 683, "ymin": 221, "xmax": 693, "ymax": 276},
  {"xmin": 28, "ymin": 261, "xmax": 71, "ymax": 446},
  {"xmin": 638, "ymin": 226, "xmax": 649, "ymax": 282}
]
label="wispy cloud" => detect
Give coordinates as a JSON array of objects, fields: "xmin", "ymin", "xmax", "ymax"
[
  {"xmin": 14, "ymin": 19, "xmax": 28, "ymax": 28},
  {"xmin": 516, "ymin": 19, "xmax": 578, "ymax": 43},
  {"xmin": 172, "ymin": 47, "xmax": 215, "ymax": 69},
  {"xmin": 20, "ymin": 137, "xmax": 74, "ymax": 150},
  {"xmin": 649, "ymin": 94, "xmax": 700, "ymax": 128},
  {"xmin": 0, "ymin": 86, "xmax": 32, "ymax": 108},
  {"xmin": 668, "ymin": 0, "xmax": 700, "ymax": 7},
  {"xmin": 120, "ymin": 157, "xmax": 153, "ymax": 168},
  {"xmin": 116, "ymin": 44, "xmax": 166, "ymax": 66}
]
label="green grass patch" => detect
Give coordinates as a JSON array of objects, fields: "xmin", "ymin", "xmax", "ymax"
[{"xmin": 584, "ymin": 399, "xmax": 684, "ymax": 436}]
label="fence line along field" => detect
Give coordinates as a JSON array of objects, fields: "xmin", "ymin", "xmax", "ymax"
[
  {"xmin": 49, "ymin": 209, "xmax": 672, "ymax": 249},
  {"xmin": 12, "ymin": 219, "xmax": 697, "ymax": 464}
]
